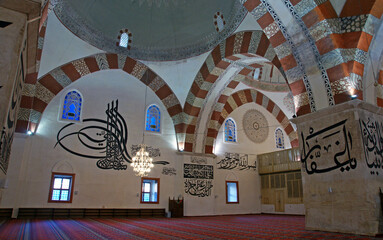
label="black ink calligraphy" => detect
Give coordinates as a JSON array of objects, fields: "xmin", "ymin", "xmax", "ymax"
[
  {"xmin": 162, "ymin": 167, "xmax": 176, "ymax": 176},
  {"xmin": 131, "ymin": 145, "xmax": 160, "ymax": 157},
  {"xmin": 184, "ymin": 179, "xmax": 213, "ymax": 197},
  {"xmin": 301, "ymin": 119, "xmax": 356, "ymax": 174},
  {"xmin": 217, "ymin": 152, "xmax": 256, "ymax": 171},
  {"xmin": 359, "ymin": 118, "xmax": 383, "ymax": 175},
  {"xmin": 56, "ymin": 100, "xmax": 169, "ymax": 170},
  {"xmin": 184, "ymin": 164, "xmax": 213, "ymax": 179}
]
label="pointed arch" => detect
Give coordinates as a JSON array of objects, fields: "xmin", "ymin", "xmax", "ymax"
[
  {"xmin": 181, "ymin": 30, "xmax": 287, "ymax": 152},
  {"xmin": 16, "ymin": 53, "xmax": 183, "ymax": 144},
  {"xmin": 203, "ymin": 88, "xmax": 298, "ymax": 154},
  {"xmin": 241, "ymin": 0, "xmax": 383, "ymax": 108}
]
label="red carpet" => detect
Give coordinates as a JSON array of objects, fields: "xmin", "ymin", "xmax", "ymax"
[{"xmin": 0, "ymin": 215, "xmax": 378, "ymax": 239}]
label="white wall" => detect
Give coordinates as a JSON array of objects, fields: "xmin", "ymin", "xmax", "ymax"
[{"xmin": 2, "ymin": 70, "xmax": 269, "ymax": 217}]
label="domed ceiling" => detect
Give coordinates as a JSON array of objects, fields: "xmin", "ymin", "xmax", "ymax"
[{"xmin": 54, "ymin": 0, "xmax": 247, "ymax": 61}]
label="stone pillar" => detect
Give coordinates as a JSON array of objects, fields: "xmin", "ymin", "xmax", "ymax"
[
  {"xmin": 291, "ymin": 100, "xmax": 383, "ymax": 236},
  {"xmin": 0, "ymin": 7, "xmax": 27, "ymax": 176}
]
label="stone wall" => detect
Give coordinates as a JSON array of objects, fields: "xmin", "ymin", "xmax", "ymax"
[{"xmin": 292, "ymin": 100, "xmax": 383, "ymax": 236}]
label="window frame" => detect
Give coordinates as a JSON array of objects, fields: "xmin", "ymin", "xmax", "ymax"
[
  {"xmin": 59, "ymin": 89, "xmax": 83, "ymax": 123},
  {"xmin": 224, "ymin": 118, "xmax": 237, "ymax": 143},
  {"xmin": 145, "ymin": 104, "xmax": 161, "ymax": 133},
  {"xmin": 140, "ymin": 177, "xmax": 160, "ymax": 204},
  {"xmin": 226, "ymin": 181, "xmax": 239, "ymax": 204},
  {"xmin": 275, "ymin": 128, "xmax": 284, "ymax": 149},
  {"xmin": 48, "ymin": 172, "xmax": 75, "ymax": 203}
]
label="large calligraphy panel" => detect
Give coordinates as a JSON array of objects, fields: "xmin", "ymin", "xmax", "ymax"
[
  {"xmin": 217, "ymin": 152, "xmax": 256, "ymax": 171},
  {"xmin": 56, "ymin": 100, "xmax": 169, "ymax": 170},
  {"xmin": 183, "ymin": 164, "xmax": 213, "ymax": 179},
  {"xmin": 184, "ymin": 163, "xmax": 213, "ymax": 197},
  {"xmin": 359, "ymin": 117, "xmax": 383, "ymax": 175},
  {"xmin": 301, "ymin": 119, "xmax": 356, "ymax": 174}
]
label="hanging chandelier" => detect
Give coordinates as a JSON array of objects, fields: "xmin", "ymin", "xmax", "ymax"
[{"xmin": 131, "ymin": 146, "xmax": 154, "ymax": 177}]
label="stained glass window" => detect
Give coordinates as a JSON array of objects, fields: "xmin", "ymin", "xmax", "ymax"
[
  {"xmin": 146, "ymin": 105, "xmax": 161, "ymax": 133},
  {"xmin": 224, "ymin": 118, "xmax": 237, "ymax": 142},
  {"xmin": 275, "ymin": 128, "xmax": 284, "ymax": 149},
  {"xmin": 119, "ymin": 33, "xmax": 129, "ymax": 48},
  {"xmin": 62, "ymin": 90, "xmax": 82, "ymax": 121}
]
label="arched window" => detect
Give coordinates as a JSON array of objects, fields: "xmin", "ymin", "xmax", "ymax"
[
  {"xmin": 61, "ymin": 90, "xmax": 82, "ymax": 121},
  {"xmin": 275, "ymin": 128, "xmax": 284, "ymax": 149},
  {"xmin": 119, "ymin": 33, "xmax": 129, "ymax": 48},
  {"xmin": 146, "ymin": 104, "xmax": 161, "ymax": 133},
  {"xmin": 224, "ymin": 118, "xmax": 237, "ymax": 142},
  {"xmin": 116, "ymin": 29, "xmax": 132, "ymax": 49},
  {"xmin": 213, "ymin": 12, "xmax": 226, "ymax": 32}
]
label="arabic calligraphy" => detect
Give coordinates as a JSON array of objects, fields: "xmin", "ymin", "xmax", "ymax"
[
  {"xmin": 162, "ymin": 167, "xmax": 176, "ymax": 176},
  {"xmin": 184, "ymin": 179, "xmax": 213, "ymax": 197},
  {"xmin": 217, "ymin": 152, "xmax": 256, "ymax": 171},
  {"xmin": 184, "ymin": 163, "xmax": 214, "ymax": 197},
  {"xmin": 359, "ymin": 118, "xmax": 383, "ymax": 175},
  {"xmin": 56, "ymin": 100, "xmax": 169, "ymax": 170},
  {"xmin": 0, "ymin": 54, "xmax": 24, "ymax": 174},
  {"xmin": 131, "ymin": 144, "xmax": 160, "ymax": 157},
  {"xmin": 184, "ymin": 164, "xmax": 213, "ymax": 179},
  {"xmin": 191, "ymin": 156, "xmax": 207, "ymax": 164},
  {"xmin": 301, "ymin": 119, "xmax": 356, "ymax": 174}
]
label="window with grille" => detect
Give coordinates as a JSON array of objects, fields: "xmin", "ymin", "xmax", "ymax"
[
  {"xmin": 48, "ymin": 173, "xmax": 75, "ymax": 203},
  {"xmin": 119, "ymin": 32, "xmax": 129, "ymax": 48},
  {"xmin": 261, "ymin": 175, "xmax": 269, "ymax": 189},
  {"xmin": 141, "ymin": 178, "xmax": 159, "ymax": 204},
  {"xmin": 224, "ymin": 118, "xmax": 237, "ymax": 142},
  {"xmin": 61, "ymin": 90, "xmax": 82, "ymax": 122},
  {"xmin": 145, "ymin": 105, "xmax": 161, "ymax": 133},
  {"xmin": 226, "ymin": 181, "xmax": 239, "ymax": 204},
  {"xmin": 287, "ymin": 172, "xmax": 303, "ymax": 198},
  {"xmin": 270, "ymin": 173, "xmax": 285, "ymax": 189}
]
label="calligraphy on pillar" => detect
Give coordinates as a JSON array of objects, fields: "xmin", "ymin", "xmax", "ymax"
[
  {"xmin": 359, "ymin": 117, "xmax": 383, "ymax": 175},
  {"xmin": 217, "ymin": 152, "xmax": 256, "ymax": 171},
  {"xmin": 301, "ymin": 119, "xmax": 356, "ymax": 174},
  {"xmin": 0, "ymin": 54, "xmax": 24, "ymax": 174},
  {"xmin": 184, "ymin": 163, "xmax": 213, "ymax": 197}
]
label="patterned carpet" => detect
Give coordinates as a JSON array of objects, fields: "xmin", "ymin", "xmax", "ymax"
[{"xmin": 0, "ymin": 214, "xmax": 379, "ymax": 240}]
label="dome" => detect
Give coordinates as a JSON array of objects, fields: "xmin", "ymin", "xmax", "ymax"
[{"xmin": 54, "ymin": 0, "xmax": 247, "ymax": 61}]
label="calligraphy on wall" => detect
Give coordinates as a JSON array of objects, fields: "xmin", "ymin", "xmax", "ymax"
[
  {"xmin": 184, "ymin": 164, "xmax": 213, "ymax": 179},
  {"xmin": 217, "ymin": 152, "xmax": 256, "ymax": 171},
  {"xmin": 184, "ymin": 164, "xmax": 213, "ymax": 197},
  {"xmin": 162, "ymin": 167, "xmax": 176, "ymax": 176},
  {"xmin": 191, "ymin": 156, "xmax": 207, "ymax": 164},
  {"xmin": 359, "ymin": 117, "xmax": 383, "ymax": 175},
  {"xmin": 301, "ymin": 119, "xmax": 356, "ymax": 175},
  {"xmin": 184, "ymin": 179, "xmax": 213, "ymax": 197},
  {"xmin": 131, "ymin": 145, "xmax": 160, "ymax": 157},
  {"xmin": 55, "ymin": 100, "xmax": 169, "ymax": 170}
]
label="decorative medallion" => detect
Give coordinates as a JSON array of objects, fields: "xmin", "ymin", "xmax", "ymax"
[{"xmin": 242, "ymin": 109, "xmax": 268, "ymax": 143}]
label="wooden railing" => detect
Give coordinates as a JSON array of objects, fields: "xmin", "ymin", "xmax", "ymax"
[{"xmin": 258, "ymin": 148, "xmax": 301, "ymax": 174}]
